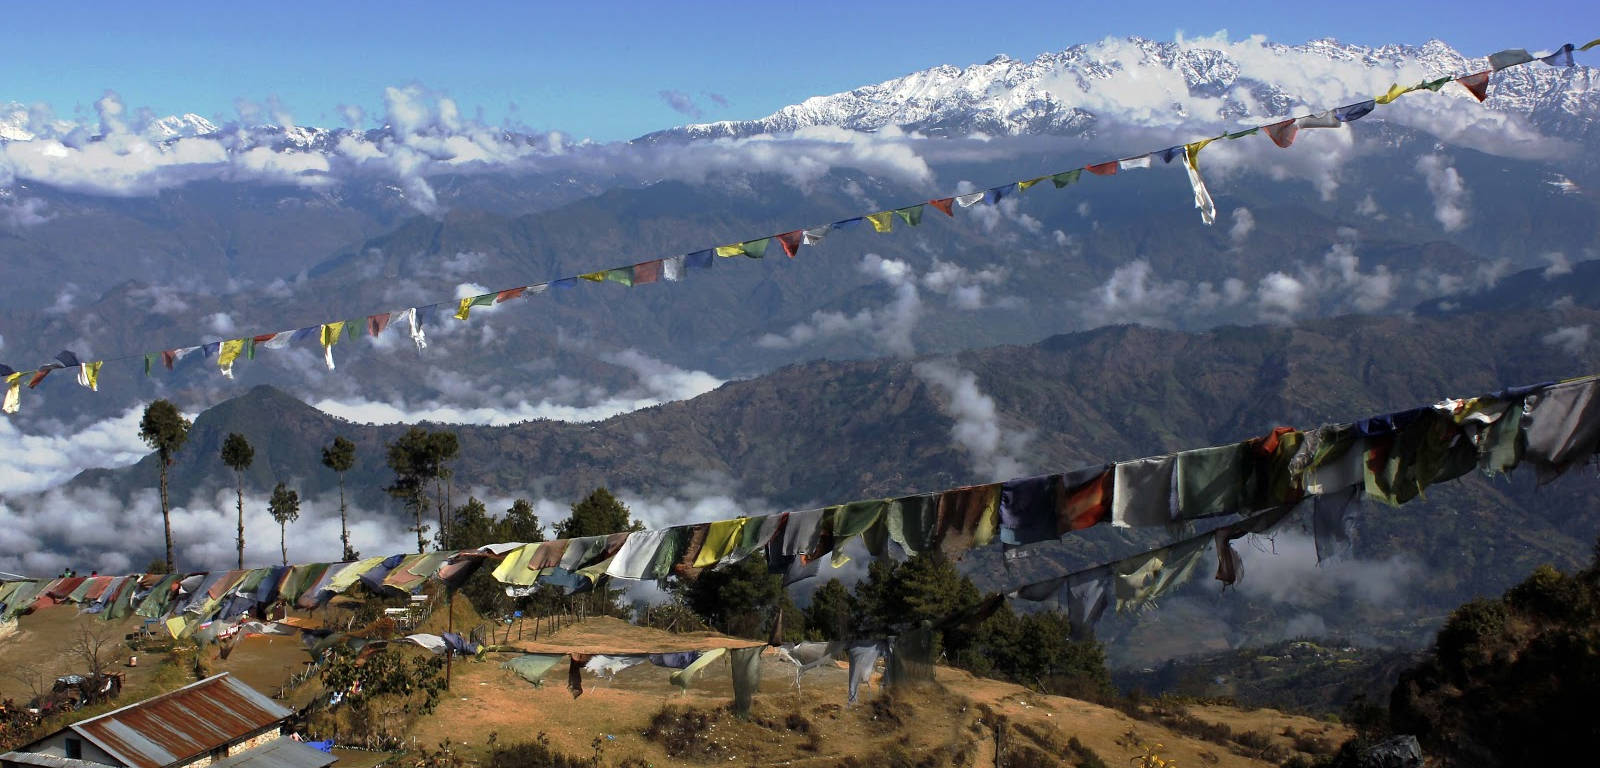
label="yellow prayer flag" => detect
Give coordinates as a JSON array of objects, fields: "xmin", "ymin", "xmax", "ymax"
[
  {"xmin": 1017, "ymin": 176, "xmax": 1046, "ymax": 192},
  {"xmin": 218, "ymin": 340, "xmax": 245, "ymax": 379},
  {"xmin": 1375, "ymin": 83, "xmax": 1413, "ymax": 105},
  {"xmin": 80, "ymin": 361, "xmax": 102, "ymax": 392},
  {"xmin": 2, "ymin": 372, "xmax": 21, "ymax": 414},
  {"xmin": 714, "ymin": 245, "xmax": 745, "ymax": 258},
  {"xmin": 693, "ymin": 518, "xmax": 749, "ymax": 567},
  {"xmin": 1184, "ymin": 138, "xmax": 1214, "ymax": 168},
  {"xmin": 455, "ymin": 298, "xmax": 474, "ymax": 320},
  {"xmin": 165, "ymin": 615, "xmax": 187, "ymax": 639},
  {"xmin": 865, "ymin": 211, "xmax": 894, "ymax": 233},
  {"xmin": 321, "ymin": 321, "xmax": 346, "ymax": 347}
]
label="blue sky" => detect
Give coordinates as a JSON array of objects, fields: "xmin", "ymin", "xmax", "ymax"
[{"xmin": 2, "ymin": 1, "xmax": 1594, "ymax": 141}]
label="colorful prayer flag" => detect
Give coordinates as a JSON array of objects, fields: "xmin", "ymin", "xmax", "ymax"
[
  {"xmin": 1488, "ymin": 48, "xmax": 1533, "ymax": 70},
  {"xmin": 604, "ymin": 268, "xmax": 634, "ymax": 286},
  {"xmin": 454, "ymin": 295, "xmax": 495, "ymax": 321},
  {"xmin": 1117, "ymin": 155, "xmax": 1152, "ymax": 171},
  {"xmin": 714, "ymin": 244, "xmax": 745, "ymax": 258},
  {"xmin": 740, "ymin": 238, "xmax": 771, "ymax": 258},
  {"xmin": 634, "ymin": 259, "xmax": 663, "ymax": 284},
  {"xmin": 1333, "ymin": 100, "xmax": 1376, "ymax": 122},
  {"xmin": 77, "ymin": 361, "xmax": 101, "ymax": 392},
  {"xmin": 495, "ymin": 287, "xmax": 526, "ymax": 303},
  {"xmin": 1225, "ymin": 127, "xmax": 1259, "ymax": 140},
  {"xmin": 578, "ymin": 271, "xmax": 606, "ymax": 282},
  {"xmin": 1154, "ymin": 146, "xmax": 1183, "ymax": 163},
  {"xmin": 1456, "ymin": 71, "xmax": 1491, "ymax": 102},
  {"xmin": 865, "ymin": 212, "xmax": 894, "ymax": 233},
  {"xmin": 2, "ymin": 372, "xmax": 21, "ymax": 414},
  {"xmin": 801, "ymin": 227, "xmax": 829, "ymax": 245},
  {"xmin": 1017, "ymin": 177, "xmax": 1046, "ymax": 192},
  {"xmin": 1263, "ymin": 119, "xmax": 1298, "ymax": 148},
  {"xmin": 662, "ymin": 255, "xmax": 685, "ymax": 281},
  {"xmin": 984, "ymin": 183, "xmax": 1018, "ymax": 204},
  {"xmin": 1582, "ymin": 38, "xmax": 1600, "ymax": 52},
  {"xmin": 1375, "ymin": 83, "xmax": 1412, "ymax": 105},
  {"xmin": 320, "ymin": 321, "xmax": 346, "ymax": 370},
  {"xmin": 928, "ymin": 198, "xmax": 955, "ymax": 216},
  {"xmin": 892, "ymin": 205, "xmax": 924, "ymax": 227},
  {"xmin": 832, "ymin": 217, "xmax": 865, "ymax": 231},
  {"xmin": 1420, "ymin": 76, "xmax": 1454, "ymax": 91},
  {"xmin": 218, "ymin": 339, "xmax": 244, "ymax": 379},
  {"xmin": 1297, "ymin": 110, "xmax": 1341, "ymax": 129},
  {"xmin": 407, "ymin": 308, "xmax": 428, "ymax": 351},
  {"xmin": 955, "ymin": 192, "xmax": 985, "ymax": 207},
  {"xmin": 1183, "ymin": 138, "xmax": 1217, "ymax": 227},
  {"xmin": 775, "ymin": 231, "xmax": 804, "ymax": 257},
  {"xmin": 1539, "ymin": 44, "xmax": 1575, "ymax": 67},
  {"xmin": 685, "ymin": 250, "xmax": 713, "ymax": 270},
  {"xmin": 1051, "ymin": 169, "xmax": 1082, "ymax": 188},
  {"xmin": 1085, "ymin": 161, "xmax": 1118, "ymax": 176},
  {"xmin": 367, "ymin": 313, "xmax": 392, "ymax": 336}
]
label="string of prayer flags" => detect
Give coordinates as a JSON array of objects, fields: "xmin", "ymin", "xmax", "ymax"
[
  {"xmin": 27, "ymin": 351, "xmax": 80, "ymax": 388},
  {"xmin": 11, "ymin": 37, "xmax": 1599, "ymax": 409}
]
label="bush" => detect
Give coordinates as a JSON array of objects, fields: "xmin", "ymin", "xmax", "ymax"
[{"xmin": 485, "ymin": 733, "xmax": 597, "ymax": 768}]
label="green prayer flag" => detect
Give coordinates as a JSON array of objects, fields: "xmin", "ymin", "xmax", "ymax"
[
  {"xmin": 893, "ymin": 205, "xmax": 924, "ymax": 227},
  {"xmin": 1421, "ymin": 75, "xmax": 1453, "ymax": 91},
  {"xmin": 741, "ymin": 238, "xmax": 771, "ymax": 259},
  {"xmin": 1226, "ymin": 127, "xmax": 1259, "ymax": 139},
  {"xmin": 604, "ymin": 268, "xmax": 634, "ymax": 286},
  {"xmin": 1052, "ymin": 169, "xmax": 1082, "ymax": 188},
  {"xmin": 144, "ymin": 353, "xmax": 154, "ymax": 376}
]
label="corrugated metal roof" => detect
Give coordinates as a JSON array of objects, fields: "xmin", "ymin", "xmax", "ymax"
[
  {"xmin": 208, "ymin": 740, "xmax": 335, "ymax": 768},
  {"xmin": 0, "ymin": 751, "xmax": 114, "ymax": 768},
  {"xmin": 66, "ymin": 674, "xmax": 290, "ymax": 768}
]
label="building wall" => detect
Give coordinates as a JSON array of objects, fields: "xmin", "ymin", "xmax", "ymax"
[
  {"xmin": 169, "ymin": 725, "xmax": 284, "ymax": 768},
  {"xmin": 24, "ymin": 733, "xmax": 121, "ymax": 767}
]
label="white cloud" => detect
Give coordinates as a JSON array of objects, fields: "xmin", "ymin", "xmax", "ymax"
[
  {"xmin": 913, "ymin": 360, "xmax": 1031, "ymax": 480},
  {"xmin": 0, "ymin": 197, "xmax": 51, "ymax": 228},
  {"xmin": 1416, "ymin": 154, "xmax": 1469, "ymax": 232},
  {"xmin": 758, "ymin": 253, "xmax": 923, "ymax": 356},
  {"xmin": 0, "ymin": 406, "xmax": 152, "ymax": 496},
  {"xmin": 1256, "ymin": 271, "xmax": 1308, "ymax": 321},
  {"xmin": 206, "ymin": 312, "xmax": 236, "ymax": 335},
  {"xmin": 1354, "ymin": 194, "xmax": 1381, "ymax": 218},
  {"xmin": 1542, "ymin": 251, "xmax": 1572, "ymax": 278},
  {"xmin": 1542, "ymin": 325, "xmax": 1591, "ymax": 357},
  {"xmin": 1235, "ymin": 530, "xmax": 1421, "ymax": 609},
  {"xmin": 1228, "ymin": 206, "xmax": 1254, "ymax": 246}
]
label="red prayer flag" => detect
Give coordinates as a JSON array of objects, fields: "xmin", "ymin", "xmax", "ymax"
[
  {"xmin": 633, "ymin": 260, "xmax": 662, "ymax": 284},
  {"xmin": 252, "ymin": 333, "xmax": 277, "ymax": 344},
  {"xmin": 161, "ymin": 350, "xmax": 179, "ymax": 370},
  {"xmin": 928, "ymin": 198, "xmax": 955, "ymax": 217},
  {"xmin": 495, "ymin": 287, "xmax": 527, "ymax": 303},
  {"xmin": 27, "ymin": 369, "xmax": 48, "ymax": 388},
  {"xmin": 1085, "ymin": 161, "xmax": 1118, "ymax": 176},
  {"xmin": 1457, "ymin": 71, "xmax": 1491, "ymax": 102},
  {"xmin": 367, "ymin": 313, "xmax": 392, "ymax": 336},
  {"xmin": 1057, "ymin": 470, "xmax": 1112, "ymax": 533},
  {"xmin": 775, "ymin": 231, "xmax": 804, "ymax": 258},
  {"xmin": 1263, "ymin": 119, "xmax": 1298, "ymax": 149}
]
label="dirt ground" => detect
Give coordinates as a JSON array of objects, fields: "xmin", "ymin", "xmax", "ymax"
[{"xmin": 3, "ymin": 607, "xmax": 1349, "ymax": 767}]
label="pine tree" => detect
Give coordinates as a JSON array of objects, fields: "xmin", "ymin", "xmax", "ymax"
[
  {"xmin": 268, "ymin": 483, "xmax": 301, "ymax": 566},
  {"xmin": 555, "ymin": 487, "xmax": 643, "ymax": 539},
  {"xmin": 220, "ymin": 433, "xmax": 254, "ymax": 569},
  {"xmin": 805, "ymin": 579, "xmax": 857, "ymax": 641},
  {"xmin": 139, "ymin": 400, "xmax": 190, "ymax": 573},
  {"xmin": 321, "ymin": 436, "xmax": 358, "ymax": 560}
]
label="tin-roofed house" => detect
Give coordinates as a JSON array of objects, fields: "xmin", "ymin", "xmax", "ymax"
[{"xmin": 1, "ymin": 674, "xmax": 333, "ymax": 768}]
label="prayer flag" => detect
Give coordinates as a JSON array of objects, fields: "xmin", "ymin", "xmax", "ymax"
[
  {"xmin": 801, "ymin": 227, "xmax": 829, "ymax": 245},
  {"xmin": 1154, "ymin": 146, "xmax": 1183, "ymax": 163},
  {"xmin": 775, "ymin": 230, "xmax": 804, "ymax": 257},
  {"xmin": 1582, "ymin": 38, "xmax": 1600, "ymax": 52},
  {"xmin": 1297, "ymin": 110, "xmax": 1341, "ymax": 129},
  {"xmin": 1456, "ymin": 71, "xmax": 1491, "ymax": 102},
  {"xmin": 200, "ymin": 342, "xmax": 219, "ymax": 359},
  {"xmin": 289, "ymin": 327, "xmax": 319, "ymax": 345},
  {"xmin": 218, "ymin": 339, "xmax": 244, "ymax": 379},
  {"xmin": 495, "ymin": 287, "xmax": 526, "ymax": 303},
  {"xmin": 367, "ymin": 313, "xmax": 392, "ymax": 336},
  {"xmin": 527, "ymin": 283, "xmax": 549, "ymax": 296},
  {"xmin": 1118, "ymin": 155, "xmax": 1152, "ymax": 171},
  {"xmin": 714, "ymin": 244, "xmax": 745, "ymax": 258},
  {"xmin": 1488, "ymin": 48, "xmax": 1533, "ymax": 70},
  {"xmin": 662, "ymin": 255, "xmax": 685, "ymax": 281},
  {"xmin": 407, "ymin": 308, "xmax": 428, "ymax": 351},
  {"xmin": 685, "ymin": 250, "xmax": 713, "ymax": 270},
  {"xmin": 1017, "ymin": 176, "xmax": 1046, "ymax": 192},
  {"xmin": 1051, "ymin": 169, "xmax": 1082, "ymax": 188},
  {"xmin": 1375, "ymin": 83, "xmax": 1411, "ymax": 105},
  {"xmin": 1539, "ymin": 44, "xmax": 1574, "ymax": 67},
  {"xmin": 1184, "ymin": 138, "xmax": 1217, "ymax": 226},
  {"xmin": 77, "ymin": 361, "xmax": 101, "ymax": 391},
  {"xmin": 454, "ymin": 294, "xmax": 495, "ymax": 321},
  {"xmin": 1085, "ymin": 161, "xmax": 1118, "ymax": 176},
  {"xmin": 740, "ymin": 237, "xmax": 771, "ymax": 258},
  {"xmin": 578, "ymin": 271, "xmax": 606, "ymax": 282},
  {"xmin": 604, "ymin": 268, "xmax": 634, "ymax": 286},
  {"xmin": 1420, "ymin": 76, "xmax": 1453, "ymax": 91},
  {"xmin": 552, "ymin": 278, "xmax": 577, "ymax": 290},
  {"xmin": 928, "ymin": 198, "xmax": 955, "ymax": 216},
  {"xmin": 984, "ymin": 183, "xmax": 1017, "ymax": 204},
  {"xmin": 144, "ymin": 353, "xmax": 155, "ymax": 376},
  {"xmin": 954, "ymin": 192, "xmax": 985, "ymax": 207},
  {"xmin": 832, "ymin": 217, "xmax": 865, "ymax": 231},
  {"xmin": 1334, "ymin": 100, "xmax": 1376, "ymax": 122},
  {"xmin": 893, "ymin": 205, "xmax": 924, "ymax": 227},
  {"xmin": 1263, "ymin": 119, "xmax": 1298, "ymax": 148},
  {"xmin": 320, "ymin": 321, "xmax": 346, "ymax": 370},
  {"xmin": 26, "ymin": 368, "xmax": 48, "ymax": 388},
  {"xmin": 3, "ymin": 372, "xmax": 20, "ymax": 414},
  {"xmin": 634, "ymin": 259, "xmax": 663, "ymax": 284},
  {"xmin": 161, "ymin": 349, "xmax": 181, "ymax": 370},
  {"xmin": 865, "ymin": 211, "xmax": 894, "ymax": 233},
  {"xmin": 1225, "ymin": 127, "xmax": 1259, "ymax": 140}
]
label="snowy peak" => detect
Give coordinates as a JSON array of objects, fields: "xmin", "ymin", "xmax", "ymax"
[{"xmin": 643, "ymin": 36, "xmax": 1600, "ymax": 141}]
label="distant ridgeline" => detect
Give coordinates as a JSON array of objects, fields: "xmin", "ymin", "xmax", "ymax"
[
  {"xmin": 2, "ymin": 41, "xmax": 1596, "ymax": 415},
  {"xmin": 2, "ymin": 374, "xmax": 1596, "ymax": 650}
]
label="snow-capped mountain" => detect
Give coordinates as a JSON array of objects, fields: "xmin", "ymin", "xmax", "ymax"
[
  {"xmin": 0, "ymin": 104, "xmax": 220, "ymax": 142},
  {"xmin": 642, "ymin": 38, "xmax": 1600, "ymax": 142}
]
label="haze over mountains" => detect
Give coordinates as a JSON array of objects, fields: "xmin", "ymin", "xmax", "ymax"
[{"xmin": 2, "ymin": 34, "xmax": 1598, "ymax": 659}]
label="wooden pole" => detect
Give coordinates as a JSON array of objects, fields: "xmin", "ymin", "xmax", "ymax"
[{"xmin": 445, "ymin": 588, "xmax": 453, "ymax": 688}]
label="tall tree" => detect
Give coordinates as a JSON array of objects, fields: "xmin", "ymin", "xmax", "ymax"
[
  {"xmin": 220, "ymin": 433, "xmax": 254, "ymax": 569},
  {"xmin": 268, "ymin": 483, "xmax": 301, "ymax": 566},
  {"xmin": 426, "ymin": 431, "xmax": 459, "ymax": 546},
  {"xmin": 804, "ymin": 578, "xmax": 857, "ymax": 641},
  {"xmin": 555, "ymin": 487, "xmax": 643, "ymax": 539},
  {"xmin": 385, "ymin": 427, "xmax": 435, "ymax": 553},
  {"xmin": 139, "ymin": 400, "xmax": 190, "ymax": 573},
  {"xmin": 321, "ymin": 436, "xmax": 358, "ymax": 561},
  {"xmin": 501, "ymin": 499, "xmax": 545, "ymax": 544}
]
